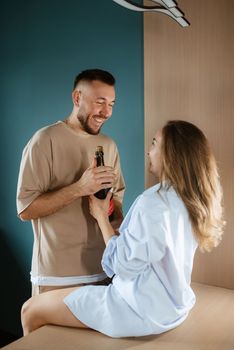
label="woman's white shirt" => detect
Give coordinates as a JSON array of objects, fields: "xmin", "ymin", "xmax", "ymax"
[{"xmin": 102, "ymin": 184, "xmax": 198, "ymax": 329}]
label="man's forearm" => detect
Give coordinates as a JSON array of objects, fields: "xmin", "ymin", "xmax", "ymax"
[
  {"xmin": 19, "ymin": 182, "xmax": 83, "ymax": 221},
  {"xmin": 19, "ymin": 164, "xmax": 116, "ymax": 221}
]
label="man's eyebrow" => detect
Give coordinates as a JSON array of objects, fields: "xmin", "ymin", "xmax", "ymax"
[{"xmin": 96, "ymin": 97, "xmax": 115, "ymax": 103}]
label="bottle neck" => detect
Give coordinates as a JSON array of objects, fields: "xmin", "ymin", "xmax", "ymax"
[{"xmin": 96, "ymin": 152, "xmax": 104, "ymax": 166}]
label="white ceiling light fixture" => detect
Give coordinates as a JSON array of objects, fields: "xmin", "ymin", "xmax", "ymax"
[{"xmin": 112, "ymin": 0, "xmax": 190, "ymax": 27}]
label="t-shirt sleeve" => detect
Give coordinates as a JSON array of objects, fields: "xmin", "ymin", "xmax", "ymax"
[
  {"xmin": 101, "ymin": 203, "xmax": 166, "ymax": 279},
  {"xmin": 16, "ymin": 131, "xmax": 52, "ymax": 215}
]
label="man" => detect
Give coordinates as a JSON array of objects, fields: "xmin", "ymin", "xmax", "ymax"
[{"xmin": 17, "ymin": 69, "xmax": 125, "ymax": 296}]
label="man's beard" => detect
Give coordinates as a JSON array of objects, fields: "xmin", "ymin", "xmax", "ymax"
[{"xmin": 77, "ymin": 115, "xmax": 101, "ymax": 135}]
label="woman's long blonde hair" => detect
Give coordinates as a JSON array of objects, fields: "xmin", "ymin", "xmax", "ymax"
[{"xmin": 160, "ymin": 120, "xmax": 225, "ymax": 252}]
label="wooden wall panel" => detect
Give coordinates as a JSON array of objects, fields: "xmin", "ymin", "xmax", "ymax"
[{"xmin": 144, "ymin": 0, "xmax": 234, "ymax": 289}]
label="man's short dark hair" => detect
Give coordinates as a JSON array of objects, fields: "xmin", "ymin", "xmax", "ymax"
[{"xmin": 73, "ymin": 69, "xmax": 115, "ymax": 90}]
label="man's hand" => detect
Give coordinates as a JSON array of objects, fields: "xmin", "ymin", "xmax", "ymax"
[{"xmin": 76, "ymin": 158, "xmax": 116, "ymax": 196}]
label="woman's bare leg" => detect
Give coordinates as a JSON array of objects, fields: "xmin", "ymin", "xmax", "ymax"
[{"xmin": 21, "ymin": 287, "xmax": 88, "ymax": 336}]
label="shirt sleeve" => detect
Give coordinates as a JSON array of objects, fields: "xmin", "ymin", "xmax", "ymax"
[
  {"xmin": 101, "ymin": 202, "xmax": 166, "ymax": 279},
  {"xmin": 16, "ymin": 131, "xmax": 52, "ymax": 215}
]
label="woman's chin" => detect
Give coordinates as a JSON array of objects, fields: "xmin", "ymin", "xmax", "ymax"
[
  {"xmin": 148, "ymin": 168, "xmax": 160, "ymax": 181},
  {"xmin": 148, "ymin": 166, "xmax": 156, "ymax": 176}
]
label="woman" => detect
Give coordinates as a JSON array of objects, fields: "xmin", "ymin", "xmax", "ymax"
[{"xmin": 21, "ymin": 120, "xmax": 225, "ymax": 338}]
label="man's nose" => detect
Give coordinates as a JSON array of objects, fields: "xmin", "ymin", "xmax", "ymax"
[{"xmin": 100, "ymin": 104, "xmax": 112, "ymax": 119}]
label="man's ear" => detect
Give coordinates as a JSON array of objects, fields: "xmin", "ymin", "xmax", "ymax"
[{"xmin": 72, "ymin": 90, "xmax": 81, "ymax": 107}]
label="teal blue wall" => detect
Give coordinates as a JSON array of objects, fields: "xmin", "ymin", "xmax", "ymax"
[{"xmin": 0, "ymin": 0, "xmax": 144, "ymax": 336}]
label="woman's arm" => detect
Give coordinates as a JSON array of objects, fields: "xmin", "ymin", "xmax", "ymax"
[{"xmin": 89, "ymin": 192, "xmax": 116, "ymax": 245}]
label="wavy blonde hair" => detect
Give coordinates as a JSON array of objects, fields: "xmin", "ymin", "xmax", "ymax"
[{"xmin": 159, "ymin": 120, "xmax": 225, "ymax": 252}]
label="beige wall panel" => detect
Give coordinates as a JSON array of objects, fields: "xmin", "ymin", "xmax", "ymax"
[{"xmin": 144, "ymin": 0, "xmax": 234, "ymax": 289}]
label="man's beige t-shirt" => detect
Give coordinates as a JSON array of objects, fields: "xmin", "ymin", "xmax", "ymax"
[{"xmin": 17, "ymin": 121, "xmax": 125, "ymax": 286}]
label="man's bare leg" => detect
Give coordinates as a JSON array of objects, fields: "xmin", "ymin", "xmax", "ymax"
[{"xmin": 21, "ymin": 287, "xmax": 88, "ymax": 336}]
